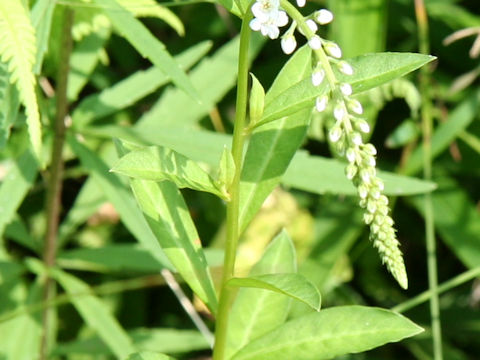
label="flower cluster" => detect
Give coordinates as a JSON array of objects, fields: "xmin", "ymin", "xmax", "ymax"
[{"xmin": 249, "ymin": 0, "xmax": 407, "ymax": 288}]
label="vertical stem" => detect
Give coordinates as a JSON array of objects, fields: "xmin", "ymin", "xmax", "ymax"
[
  {"xmin": 414, "ymin": 1, "xmax": 443, "ymax": 359},
  {"xmin": 212, "ymin": 9, "xmax": 253, "ymax": 360},
  {"xmin": 40, "ymin": 7, "xmax": 74, "ymax": 360}
]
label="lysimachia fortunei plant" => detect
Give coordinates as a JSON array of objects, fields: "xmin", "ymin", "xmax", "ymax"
[{"xmin": 248, "ymin": 0, "xmax": 407, "ymax": 289}]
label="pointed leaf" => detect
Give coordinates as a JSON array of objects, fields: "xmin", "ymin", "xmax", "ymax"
[
  {"xmin": 217, "ymin": 146, "xmax": 235, "ymax": 190},
  {"xmin": 126, "ymin": 352, "xmax": 176, "ymax": 360},
  {"xmin": 111, "ymin": 145, "xmax": 227, "ymax": 199},
  {"xmin": 259, "ymin": 52, "xmax": 435, "ymax": 126},
  {"xmin": 232, "ymin": 306, "xmax": 423, "ymax": 360},
  {"xmin": 225, "ymin": 230, "xmax": 296, "ymax": 359},
  {"xmin": 92, "ymin": 0, "xmax": 200, "ymax": 102},
  {"xmin": 227, "ymin": 273, "xmax": 320, "ymax": 311},
  {"xmin": 249, "ymin": 73, "xmax": 265, "ymax": 125},
  {"xmin": 31, "ymin": 0, "xmax": 56, "ymax": 74}
]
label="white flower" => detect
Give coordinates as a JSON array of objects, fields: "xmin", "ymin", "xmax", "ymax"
[
  {"xmin": 296, "ymin": 0, "xmax": 306, "ymax": 7},
  {"xmin": 250, "ymin": 0, "xmax": 289, "ymax": 39},
  {"xmin": 315, "ymin": 95, "xmax": 328, "ymax": 112},
  {"xmin": 333, "ymin": 104, "xmax": 346, "ymax": 121},
  {"xmin": 329, "ymin": 126, "xmax": 342, "ymax": 143},
  {"xmin": 308, "ymin": 35, "xmax": 322, "ymax": 50},
  {"xmin": 338, "ymin": 61, "xmax": 354, "ymax": 75},
  {"xmin": 315, "ymin": 9, "xmax": 334, "ymax": 25},
  {"xmin": 340, "ymin": 83, "xmax": 352, "ymax": 96},
  {"xmin": 281, "ymin": 35, "xmax": 297, "ymax": 54},
  {"xmin": 348, "ymin": 99, "xmax": 363, "ymax": 114},
  {"xmin": 357, "ymin": 119, "xmax": 370, "ymax": 133},
  {"xmin": 352, "ymin": 132, "xmax": 363, "ymax": 145},
  {"xmin": 346, "ymin": 147, "xmax": 356, "ymax": 163},
  {"xmin": 311, "ymin": 69, "xmax": 325, "ymax": 86},
  {"xmin": 306, "ymin": 19, "xmax": 318, "ymax": 33},
  {"xmin": 324, "ymin": 42, "xmax": 342, "ymax": 58}
]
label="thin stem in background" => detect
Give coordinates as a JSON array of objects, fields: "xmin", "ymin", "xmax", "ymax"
[
  {"xmin": 414, "ymin": 1, "xmax": 443, "ymax": 359},
  {"xmin": 212, "ymin": 8, "xmax": 253, "ymax": 360},
  {"xmin": 40, "ymin": 7, "xmax": 74, "ymax": 360}
]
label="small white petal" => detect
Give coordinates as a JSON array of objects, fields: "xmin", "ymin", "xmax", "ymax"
[
  {"xmin": 333, "ymin": 104, "xmax": 345, "ymax": 121},
  {"xmin": 358, "ymin": 119, "xmax": 370, "ymax": 133},
  {"xmin": 340, "ymin": 83, "xmax": 352, "ymax": 96},
  {"xmin": 316, "ymin": 9, "xmax": 334, "ymax": 25},
  {"xmin": 311, "ymin": 69, "xmax": 325, "ymax": 86},
  {"xmin": 325, "ymin": 42, "xmax": 342, "ymax": 58},
  {"xmin": 338, "ymin": 61, "xmax": 354, "ymax": 75},
  {"xmin": 296, "ymin": 0, "xmax": 306, "ymax": 7},
  {"xmin": 251, "ymin": 3, "xmax": 269, "ymax": 22},
  {"xmin": 306, "ymin": 19, "xmax": 318, "ymax": 33},
  {"xmin": 349, "ymin": 99, "xmax": 363, "ymax": 114},
  {"xmin": 266, "ymin": 25, "xmax": 280, "ymax": 39},
  {"xmin": 346, "ymin": 148, "xmax": 356, "ymax": 163},
  {"xmin": 352, "ymin": 132, "xmax": 363, "ymax": 145},
  {"xmin": 315, "ymin": 95, "xmax": 328, "ymax": 112},
  {"xmin": 276, "ymin": 11, "xmax": 289, "ymax": 27},
  {"xmin": 281, "ymin": 36, "xmax": 297, "ymax": 54},
  {"xmin": 249, "ymin": 18, "xmax": 262, "ymax": 31},
  {"xmin": 308, "ymin": 35, "xmax": 322, "ymax": 50}
]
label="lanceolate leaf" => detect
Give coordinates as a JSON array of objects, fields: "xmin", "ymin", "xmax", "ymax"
[
  {"xmin": 258, "ymin": 52, "xmax": 435, "ymax": 126},
  {"xmin": 111, "ymin": 145, "xmax": 227, "ymax": 200},
  {"xmin": 231, "ymin": 306, "xmax": 423, "ymax": 360},
  {"xmin": 115, "ymin": 140, "xmax": 218, "ymax": 313},
  {"xmin": 92, "ymin": 0, "xmax": 200, "ymax": 102},
  {"xmin": 0, "ymin": 0, "xmax": 42, "ymax": 161},
  {"xmin": 225, "ymin": 230, "xmax": 296, "ymax": 359},
  {"xmin": 31, "ymin": 0, "xmax": 56, "ymax": 74},
  {"xmin": 125, "ymin": 352, "xmax": 176, "ymax": 360},
  {"xmin": 227, "ymin": 273, "xmax": 321, "ymax": 311}
]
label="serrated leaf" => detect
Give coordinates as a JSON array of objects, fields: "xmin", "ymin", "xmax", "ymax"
[
  {"xmin": 92, "ymin": 0, "xmax": 200, "ymax": 102},
  {"xmin": 126, "ymin": 352, "xmax": 176, "ymax": 360},
  {"xmin": 111, "ymin": 145, "xmax": 227, "ymax": 200},
  {"xmin": 0, "ymin": 0, "xmax": 42, "ymax": 161},
  {"xmin": 232, "ymin": 306, "xmax": 423, "ymax": 360},
  {"xmin": 227, "ymin": 273, "xmax": 321, "ymax": 311},
  {"xmin": 259, "ymin": 52, "xmax": 435, "ymax": 127},
  {"xmin": 115, "ymin": 140, "xmax": 218, "ymax": 313},
  {"xmin": 225, "ymin": 230, "xmax": 296, "ymax": 359}
]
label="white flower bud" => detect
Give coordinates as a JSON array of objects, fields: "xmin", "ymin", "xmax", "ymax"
[
  {"xmin": 363, "ymin": 143, "xmax": 377, "ymax": 155},
  {"xmin": 367, "ymin": 201, "xmax": 377, "ymax": 213},
  {"xmin": 333, "ymin": 104, "xmax": 346, "ymax": 121},
  {"xmin": 311, "ymin": 69, "xmax": 325, "ymax": 86},
  {"xmin": 281, "ymin": 35, "xmax": 297, "ymax": 54},
  {"xmin": 315, "ymin": 9, "xmax": 334, "ymax": 25},
  {"xmin": 373, "ymin": 178, "xmax": 384, "ymax": 191},
  {"xmin": 324, "ymin": 42, "xmax": 342, "ymax": 58},
  {"xmin": 360, "ymin": 169, "xmax": 371, "ymax": 183},
  {"xmin": 346, "ymin": 147, "xmax": 356, "ymax": 163},
  {"xmin": 358, "ymin": 184, "xmax": 368, "ymax": 199},
  {"xmin": 306, "ymin": 19, "xmax": 318, "ymax": 33},
  {"xmin": 277, "ymin": 11, "xmax": 289, "ymax": 27},
  {"xmin": 338, "ymin": 61, "xmax": 354, "ymax": 75},
  {"xmin": 346, "ymin": 163, "xmax": 357, "ymax": 179},
  {"xmin": 340, "ymin": 83, "xmax": 352, "ymax": 96},
  {"xmin": 378, "ymin": 195, "xmax": 389, "ymax": 206},
  {"xmin": 348, "ymin": 99, "xmax": 363, "ymax": 114},
  {"xmin": 308, "ymin": 35, "xmax": 322, "ymax": 50},
  {"xmin": 329, "ymin": 126, "xmax": 342, "ymax": 143},
  {"xmin": 351, "ymin": 132, "xmax": 362, "ymax": 145},
  {"xmin": 357, "ymin": 119, "xmax": 370, "ymax": 133},
  {"xmin": 296, "ymin": 0, "xmax": 306, "ymax": 7},
  {"xmin": 364, "ymin": 213, "xmax": 374, "ymax": 224},
  {"xmin": 315, "ymin": 95, "xmax": 328, "ymax": 112}
]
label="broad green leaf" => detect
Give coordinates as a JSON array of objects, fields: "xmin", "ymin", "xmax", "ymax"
[
  {"xmin": 0, "ymin": 260, "xmax": 24, "ymax": 284},
  {"xmin": 410, "ymin": 177, "xmax": 480, "ymax": 269},
  {"xmin": 49, "ymin": 266, "xmax": 137, "ymax": 359},
  {"xmin": 136, "ymin": 34, "xmax": 264, "ymax": 129},
  {"xmin": 111, "ymin": 145, "xmax": 227, "ymax": 199},
  {"xmin": 115, "ymin": 140, "xmax": 218, "ymax": 313},
  {"xmin": 0, "ymin": 150, "xmax": 37, "ymax": 238},
  {"xmin": 283, "ymin": 151, "xmax": 436, "ymax": 196},
  {"xmin": 232, "ymin": 306, "xmax": 423, "ymax": 360},
  {"xmin": 225, "ymin": 230, "xmax": 296, "ymax": 359},
  {"xmin": 52, "ymin": 328, "xmax": 209, "ymax": 355},
  {"xmin": 227, "ymin": 273, "xmax": 321, "ymax": 311},
  {"xmin": 238, "ymin": 45, "xmax": 313, "ymax": 232},
  {"xmin": 259, "ymin": 52, "xmax": 435, "ymax": 126},
  {"xmin": 67, "ymin": 135, "xmax": 173, "ymax": 269},
  {"xmin": 0, "ymin": 0, "xmax": 42, "ymax": 161},
  {"xmin": 92, "ymin": 0, "xmax": 200, "ymax": 102},
  {"xmin": 73, "ymin": 41, "xmax": 212, "ymax": 126},
  {"xmin": 31, "ymin": 0, "xmax": 56, "ymax": 74},
  {"xmin": 404, "ymin": 89, "xmax": 480, "ymax": 175},
  {"xmin": 126, "ymin": 352, "xmax": 176, "ymax": 360}
]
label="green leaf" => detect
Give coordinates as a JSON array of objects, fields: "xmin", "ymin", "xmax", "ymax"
[
  {"xmin": 48, "ymin": 266, "xmax": 137, "ymax": 359},
  {"xmin": 227, "ymin": 273, "xmax": 321, "ymax": 311},
  {"xmin": 225, "ymin": 230, "xmax": 296, "ymax": 359},
  {"xmin": 0, "ymin": 0, "xmax": 42, "ymax": 161},
  {"xmin": 125, "ymin": 352, "xmax": 176, "ymax": 360},
  {"xmin": 115, "ymin": 140, "xmax": 218, "ymax": 313},
  {"xmin": 30, "ymin": 0, "xmax": 56, "ymax": 74},
  {"xmin": 259, "ymin": 52, "xmax": 435, "ymax": 126},
  {"xmin": 231, "ymin": 306, "xmax": 423, "ymax": 360},
  {"xmin": 217, "ymin": 146, "xmax": 235, "ymax": 190},
  {"xmin": 92, "ymin": 0, "xmax": 200, "ymax": 102},
  {"xmin": 249, "ymin": 73, "xmax": 265, "ymax": 125},
  {"xmin": 73, "ymin": 41, "xmax": 212, "ymax": 126},
  {"xmin": 111, "ymin": 145, "xmax": 227, "ymax": 200},
  {"xmin": 282, "ymin": 151, "xmax": 436, "ymax": 196},
  {"xmin": 0, "ymin": 150, "xmax": 37, "ymax": 238},
  {"xmin": 67, "ymin": 136, "xmax": 173, "ymax": 269},
  {"xmin": 0, "ymin": 61, "xmax": 20, "ymax": 149}
]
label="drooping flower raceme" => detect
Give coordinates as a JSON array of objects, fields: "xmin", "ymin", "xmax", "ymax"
[
  {"xmin": 250, "ymin": 0, "xmax": 289, "ymax": 39},
  {"xmin": 248, "ymin": 0, "xmax": 408, "ymax": 289}
]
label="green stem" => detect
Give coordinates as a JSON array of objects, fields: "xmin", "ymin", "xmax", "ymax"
[
  {"xmin": 392, "ymin": 266, "xmax": 480, "ymax": 313},
  {"xmin": 414, "ymin": 1, "xmax": 443, "ymax": 359},
  {"xmin": 40, "ymin": 7, "xmax": 74, "ymax": 360},
  {"xmin": 212, "ymin": 9, "xmax": 253, "ymax": 360}
]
